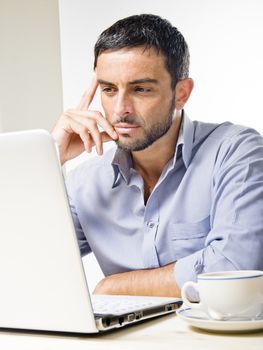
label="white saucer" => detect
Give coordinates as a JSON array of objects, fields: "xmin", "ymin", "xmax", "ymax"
[{"xmin": 176, "ymin": 307, "xmax": 263, "ymax": 332}]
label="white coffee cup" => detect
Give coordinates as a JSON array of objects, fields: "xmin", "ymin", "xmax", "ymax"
[{"xmin": 181, "ymin": 270, "xmax": 263, "ymax": 321}]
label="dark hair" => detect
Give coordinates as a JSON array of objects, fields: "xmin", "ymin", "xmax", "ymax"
[{"xmin": 94, "ymin": 14, "xmax": 190, "ymax": 89}]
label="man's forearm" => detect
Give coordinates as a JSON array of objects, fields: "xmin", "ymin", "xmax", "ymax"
[{"xmin": 93, "ymin": 263, "xmax": 181, "ymax": 297}]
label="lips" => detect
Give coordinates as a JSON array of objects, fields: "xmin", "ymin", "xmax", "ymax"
[{"xmin": 114, "ymin": 123, "xmax": 140, "ymax": 135}]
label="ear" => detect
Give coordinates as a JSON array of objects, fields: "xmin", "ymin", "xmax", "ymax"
[{"xmin": 175, "ymin": 78, "xmax": 194, "ymax": 110}]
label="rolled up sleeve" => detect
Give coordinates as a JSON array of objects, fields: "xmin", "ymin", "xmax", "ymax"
[{"xmin": 175, "ymin": 128, "xmax": 263, "ymax": 288}]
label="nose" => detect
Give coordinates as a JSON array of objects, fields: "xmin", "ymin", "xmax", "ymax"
[{"xmin": 113, "ymin": 91, "xmax": 134, "ymax": 117}]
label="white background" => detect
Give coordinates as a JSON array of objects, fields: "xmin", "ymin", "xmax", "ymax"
[{"xmin": 59, "ymin": 0, "xmax": 263, "ymax": 291}]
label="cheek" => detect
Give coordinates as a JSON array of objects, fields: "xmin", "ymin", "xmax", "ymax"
[
  {"xmin": 133, "ymin": 98, "xmax": 161, "ymax": 116},
  {"xmin": 137, "ymin": 99, "xmax": 169, "ymax": 120}
]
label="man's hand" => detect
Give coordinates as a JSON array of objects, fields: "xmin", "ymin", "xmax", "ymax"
[
  {"xmin": 52, "ymin": 76, "xmax": 118, "ymax": 165},
  {"xmin": 93, "ymin": 263, "xmax": 181, "ymax": 298}
]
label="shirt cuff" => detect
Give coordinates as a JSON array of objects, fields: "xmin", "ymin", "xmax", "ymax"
[{"xmin": 174, "ymin": 250, "xmax": 204, "ymax": 301}]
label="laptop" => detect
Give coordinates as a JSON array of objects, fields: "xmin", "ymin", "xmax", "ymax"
[{"xmin": 0, "ymin": 129, "xmax": 182, "ymax": 334}]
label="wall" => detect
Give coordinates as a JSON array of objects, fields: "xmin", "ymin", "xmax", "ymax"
[{"xmin": 0, "ymin": 0, "xmax": 63, "ymax": 132}]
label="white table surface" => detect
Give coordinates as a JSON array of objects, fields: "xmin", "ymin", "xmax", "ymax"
[{"xmin": 0, "ymin": 313, "xmax": 262, "ymax": 350}]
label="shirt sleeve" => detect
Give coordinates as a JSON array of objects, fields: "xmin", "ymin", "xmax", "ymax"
[{"xmin": 175, "ymin": 127, "xmax": 263, "ymax": 289}]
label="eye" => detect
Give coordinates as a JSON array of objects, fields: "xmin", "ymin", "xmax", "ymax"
[
  {"xmin": 134, "ymin": 86, "xmax": 151, "ymax": 93},
  {"xmin": 101, "ymin": 86, "xmax": 117, "ymax": 95}
]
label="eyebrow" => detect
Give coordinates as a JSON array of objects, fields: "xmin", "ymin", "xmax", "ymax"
[{"xmin": 97, "ymin": 78, "xmax": 159, "ymax": 86}]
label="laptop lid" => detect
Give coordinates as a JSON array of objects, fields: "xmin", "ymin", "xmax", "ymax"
[
  {"xmin": 0, "ymin": 129, "xmax": 182, "ymax": 334},
  {"xmin": 0, "ymin": 129, "xmax": 98, "ymax": 333}
]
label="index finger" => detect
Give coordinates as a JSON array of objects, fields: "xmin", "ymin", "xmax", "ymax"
[{"xmin": 78, "ymin": 74, "xmax": 98, "ymax": 110}]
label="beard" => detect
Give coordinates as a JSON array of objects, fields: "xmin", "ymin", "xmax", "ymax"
[{"xmin": 114, "ymin": 96, "xmax": 176, "ymax": 152}]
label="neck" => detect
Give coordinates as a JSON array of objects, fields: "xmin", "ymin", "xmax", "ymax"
[{"xmin": 132, "ymin": 111, "xmax": 182, "ymax": 181}]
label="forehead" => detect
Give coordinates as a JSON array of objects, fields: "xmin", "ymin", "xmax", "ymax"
[{"xmin": 96, "ymin": 46, "xmax": 170, "ymax": 83}]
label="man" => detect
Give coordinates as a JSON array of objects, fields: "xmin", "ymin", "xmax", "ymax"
[{"xmin": 52, "ymin": 14, "xmax": 263, "ymax": 298}]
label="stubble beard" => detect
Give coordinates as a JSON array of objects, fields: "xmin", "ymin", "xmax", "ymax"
[{"xmin": 115, "ymin": 97, "xmax": 176, "ymax": 152}]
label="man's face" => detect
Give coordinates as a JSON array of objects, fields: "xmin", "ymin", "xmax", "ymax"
[{"xmin": 96, "ymin": 47, "xmax": 176, "ymax": 151}]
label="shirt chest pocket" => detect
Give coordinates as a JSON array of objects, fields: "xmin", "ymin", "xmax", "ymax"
[{"xmin": 168, "ymin": 216, "xmax": 210, "ymax": 261}]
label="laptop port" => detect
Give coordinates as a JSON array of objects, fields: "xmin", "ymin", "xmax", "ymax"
[
  {"xmin": 165, "ymin": 305, "xmax": 174, "ymax": 311},
  {"xmin": 135, "ymin": 311, "xmax": 143, "ymax": 320},
  {"xmin": 118, "ymin": 317, "xmax": 124, "ymax": 326},
  {"xmin": 127, "ymin": 313, "xmax": 135, "ymax": 322},
  {"xmin": 103, "ymin": 318, "xmax": 111, "ymax": 327}
]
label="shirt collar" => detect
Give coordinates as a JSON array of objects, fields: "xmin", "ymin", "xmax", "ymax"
[
  {"xmin": 181, "ymin": 111, "xmax": 195, "ymax": 168},
  {"xmin": 112, "ymin": 148, "xmax": 133, "ymax": 187},
  {"xmin": 111, "ymin": 110, "xmax": 195, "ymax": 188}
]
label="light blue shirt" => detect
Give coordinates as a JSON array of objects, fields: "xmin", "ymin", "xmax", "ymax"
[{"xmin": 65, "ymin": 112, "xmax": 263, "ymax": 288}]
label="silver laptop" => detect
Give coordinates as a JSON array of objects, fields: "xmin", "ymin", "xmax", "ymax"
[{"xmin": 0, "ymin": 129, "xmax": 182, "ymax": 334}]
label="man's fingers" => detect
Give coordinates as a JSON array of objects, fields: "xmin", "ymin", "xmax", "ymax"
[
  {"xmin": 64, "ymin": 117, "xmax": 93, "ymax": 153},
  {"xmin": 66, "ymin": 110, "xmax": 118, "ymax": 140},
  {"xmin": 85, "ymin": 122, "xmax": 103, "ymax": 155},
  {"xmin": 78, "ymin": 75, "xmax": 98, "ymax": 110},
  {"xmin": 64, "ymin": 113, "xmax": 116, "ymax": 155},
  {"xmin": 101, "ymin": 131, "xmax": 116, "ymax": 143},
  {"xmin": 58, "ymin": 72, "xmax": 119, "ymax": 159}
]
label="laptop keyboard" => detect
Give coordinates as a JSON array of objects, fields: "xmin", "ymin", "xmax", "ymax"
[{"xmin": 91, "ymin": 294, "xmax": 176, "ymax": 315}]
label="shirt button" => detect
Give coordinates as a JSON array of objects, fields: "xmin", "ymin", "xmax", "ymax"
[{"xmin": 148, "ymin": 222, "xmax": 155, "ymax": 228}]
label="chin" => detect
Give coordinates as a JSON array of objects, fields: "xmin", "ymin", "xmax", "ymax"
[
  {"xmin": 116, "ymin": 140, "xmax": 134, "ymax": 152},
  {"xmin": 116, "ymin": 140, "xmax": 152, "ymax": 152}
]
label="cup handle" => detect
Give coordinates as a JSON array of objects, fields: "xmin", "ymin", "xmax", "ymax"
[{"xmin": 181, "ymin": 281, "xmax": 202, "ymax": 310}]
